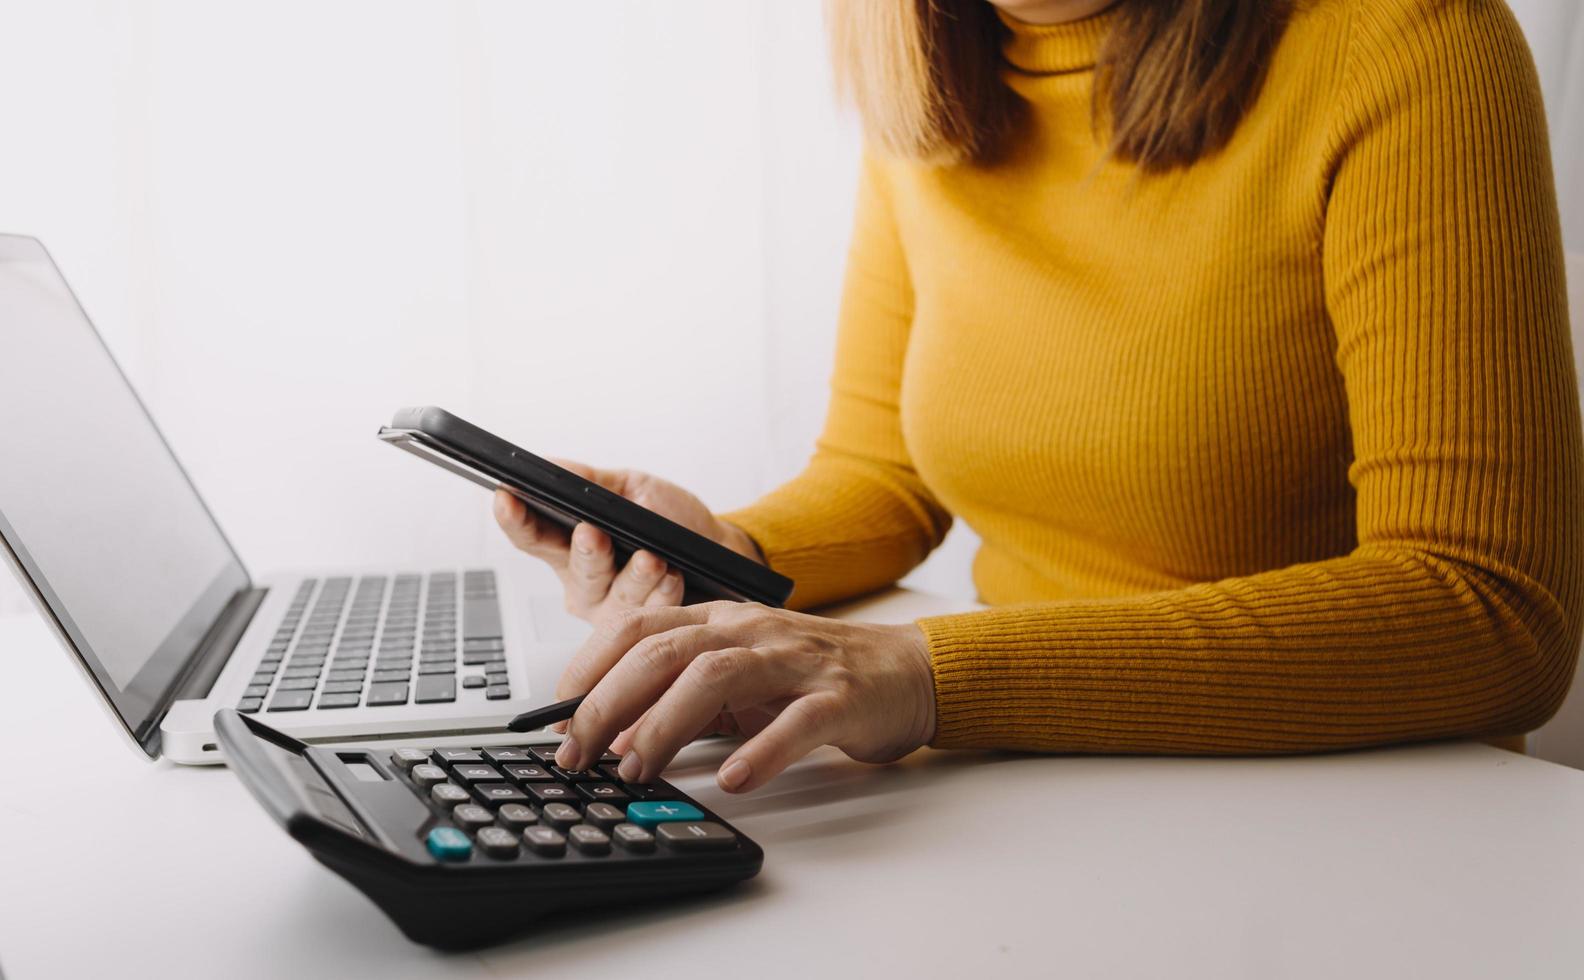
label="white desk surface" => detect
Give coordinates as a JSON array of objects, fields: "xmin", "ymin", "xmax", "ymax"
[{"xmin": 3, "ymin": 587, "xmax": 1584, "ymax": 979}]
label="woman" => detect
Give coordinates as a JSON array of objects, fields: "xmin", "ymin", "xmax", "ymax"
[{"xmin": 495, "ymin": 0, "xmax": 1582, "ymax": 794}]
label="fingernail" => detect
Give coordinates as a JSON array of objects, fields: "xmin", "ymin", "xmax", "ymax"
[
  {"xmin": 718, "ymin": 758, "xmax": 751, "ymax": 791},
  {"xmin": 556, "ymin": 735, "xmax": 580, "ymax": 770},
  {"xmin": 618, "ymin": 750, "xmax": 643, "ymax": 782}
]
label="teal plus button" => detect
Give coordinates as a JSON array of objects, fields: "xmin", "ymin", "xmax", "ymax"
[
  {"xmin": 426, "ymin": 826, "xmax": 473, "ymax": 861},
  {"xmin": 626, "ymin": 801, "xmax": 704, "ymax": 829}
]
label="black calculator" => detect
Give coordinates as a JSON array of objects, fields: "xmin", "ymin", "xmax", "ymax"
[{"xmin": 213, "ymin": 709, "xmax": 763, "ymax": 949}]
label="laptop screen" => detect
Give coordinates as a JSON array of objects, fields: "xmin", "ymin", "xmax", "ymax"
[{"xmin": 0, "ymin": 235, "xmax": 249, "ymax": 756}]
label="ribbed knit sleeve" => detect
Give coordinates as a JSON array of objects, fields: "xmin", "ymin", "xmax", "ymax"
[
  {"xmin": 922, "ymin": 1, "xmax": 1584, "ymax": 752},
  {"xmin": 722, "ymin": 155, "xmax": 951, "ymax": 610}
]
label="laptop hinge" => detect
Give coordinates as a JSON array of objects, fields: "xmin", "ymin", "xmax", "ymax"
[{"xmin": 171, "ymin": 586, "xmax": 269, "ymax": 703}]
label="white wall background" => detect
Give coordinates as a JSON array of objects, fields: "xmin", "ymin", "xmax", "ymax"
[{"xmin": 0, "ymin": 0, "xmax": 1580, "ymax": 751}]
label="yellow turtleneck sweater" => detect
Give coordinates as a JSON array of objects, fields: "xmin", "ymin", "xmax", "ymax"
[{"xmin": 725, "ymin": 0, "xmax": 1582, "ymax": 753}]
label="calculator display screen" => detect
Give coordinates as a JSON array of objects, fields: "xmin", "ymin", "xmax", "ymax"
[{"xmin": 0, "ymin": 236, "xmax": 249, "ymax": 754}]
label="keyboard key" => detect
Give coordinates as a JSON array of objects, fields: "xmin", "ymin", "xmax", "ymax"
[
  {"xmin": 267, "ymin": 690, "xmax": 313, "ymax": 712},
  {"xmin": 464, "ymin": 597, "xmax": 502, "ymax": 640},
  {"xmin": 366, "ymin": 682, "xmax": 409, "ymax": 706},
  {"xmin": 502, "ymin": 764, "xmax": 554, "ymax": 783},
  {"xmin": 372, "ymin": 668, "xmax": 410, "ymax": 683},
  {"xmin": 576, "ymin": 783, "xmax": 632, "ymax": 805},
  {"xmin": 432, "ymin": 748, "xmax": 482, "ymax": 765},
  {"xmin": 276, "ymin": 677, "xmax": 317, "ymax": 691},
  {"xmin": 540, "ymin": 803, "xmax": 582, "ymax": 830},
  {"xmin": 391, "ymin": 748, "xmax": 429, "ymax": 771},
  {"xmin": 522, "ymin": 826, "xmax": 566, "ymax": 857},
  {"xmin": 244, "ymin": 684, "xmax": 270, "ymax": 699},
  {"xmin": 525, "ymin": 783, "xmax": 577, "ymax": 806},
  {"xmin": 321, "ymin": 680, "xmax": 364, "ymax": 695},
  {"xmin": 431, "ymin": 783, "xmax": 471, "ymax": 807},
  {"xmin": 485, "ymin": 685, "xmax": 511, "ymax": 700},
  {"xmin": 568, "ymin": 824, "xmax": 611, "ymax": 856},
  {"xmin": 451, "ymin": 764, "xmax": 503, "ymax": 784},
  {"xmin": 425, "ymin": 827, "xmax": 471, "ymax": 862},
  {"xmin": 482, "ymin": 747, "xmax": 533, "ymax": 765},
  {"xmin": 475, "ymin": 783, "xmax": 529, "ymax": 807},
  {"xmin": 410, "ymin": 764, "xmax": 448, "ymax": 788},
  {"xmin": 496, "ymin": 803, "xmax": 538, "ymax": 829},
  {"xmin": 238, "ymin": 698, "xmax": 263, "ymax": 713},
  {"xmin": 583, "ymin": 802, "xmax": 627, "ymax": 830},
  {"xmin": 656, "ymin": 821, "xmax": 737, "ymax": 851},
  {"xmin": 476, "ymin": 826, "xmax": 520, "ymax": 858},
  {"xmin": 626, "ymin": 801, "xmax": 705, "ymax": 828},
  {"xmin": 612, "ymin": 822, "xmax": 655, "ymax": 853},
  {"xmin": 318, "ymin": 693, "xmax": 360, "ymax": 709},
  {"xmin": 415, "ymin": 676, "xmax": 457, "ymax": 704},
  {"xmin": 462, "ymin": 675, "xmax": 487, "ymax": 689}
]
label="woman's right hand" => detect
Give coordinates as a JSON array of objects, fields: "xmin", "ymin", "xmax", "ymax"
[{"xmin": 492, "ymin": 462, "xmax": 763, "ymax": 623}]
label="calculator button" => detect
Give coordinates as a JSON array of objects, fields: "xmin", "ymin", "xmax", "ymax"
[
  {"xmin": 321, "ymin": 680, "xmax": 364, "ymax": 695},
  {"xmin": 476, "ymin": 826, "xmax": 520, "ymax": 858},
  {"xmin": 418, "ymin": 662, "xmax": 457, "ymax": 675},
  {"xmin": 275, "ymin": 677, "xmax": 318, "ymax": 691},
  {"xmin": 550, "ymin": 766, "xmax": 597, "ymax": 782},
  {"xmin": 425, "ymin": 827, "xmax": 472, "ymax": 862},
  {"xmin": 326, "ymin": 669, "xmax": 366, "ymax": 682},
  {"xmin": 431, "ymin": 783, "xmax": 471, "ymax": 807},
  {"xmin": 432, "ymin": 748, "xmax": 483, "ymax": 766},
  {"xmin": 502, "ymin": 763, "xmax": 554, "ymax": 783},
  {"xmin": 366, "ymin": 682, "xmax": 410, "ymax": 706},
  {"xmin": 462, "ymin": 675, "xmax": 487, "ymax": 689},
  {"xmin": 415, "ymin": 675, "xmax": 457, "ymax": 703},
  {"xmin": 626, "ymin": 801, "xmax": 705, "ymax": 828},
  {"xmin": 244, "ymin": 684, "xmax": 270, "ymax": 699},
  {"xmin": 525, "ymin": 783, "xmax": 578, "ymax": 805},
  {"xmin": 576, "ymin": 782, "xmax": 632, "ymax": 805},
  {"xmin": 599, "ymin": 752, "xmax": 623, "ymax": 766},
  {"xmin": 485, "ymin": 685, "xmax": 512, "ymax": 700},
  {"xmin": 475, "ymin": 783, "xmax": 530, "ymax": 807},
  {"xmin": 482, "ymin": 747, "xmax": 533, "ymax": 765},
  {"xmin": 391, "ymin": 748, "xmax": 429, "ymax": 771},
  {"xmin": 522, "ymin": 827, "xmax": 566, "ymax": 857},
  {"xmin": 540, "ymin": 803, "xmax": 582, "ymax": 830},
  {"xmin": 453, "ymin": 804, "xmax": 495, "ymax": 830},
  {"xmin": 317, "ymin": 693, "xmax": 360, "ymax": 709},
  {"xmin": 410, "ymin": 764, "xmax": 448, "ymax": 788},
  {"xmin": 568, "ymin": 824, "xmax": 612, "ymax": 856},
  {"xmin": 372, "ymin": 668, "xmax": 409, "ymax": 683},
  {"xmin": 583, "ymin": 802, "xmax": 627, "ymax": 830},
  {"xmin": 451, "ymin": 764, "xmax": 502, "ymax": 784},
  {"xmin": 530, "ymin": 746, "xmax": 564, "ymax": 766},
  {"xmin": 238, "ymin": 698, "xmax": 263, "ymax": 713},
  {"xmin": 655, "ymin": 821, "xmax": 738, "ymax": 851},
  {"xmin": 611, "ymin": 823, "xmax": 656, "ymax": 853},
  {"xmin": 496, "ymin": 803, "xmax": 538, "ymax": 830},
  {"xmin": 267, "ymin": 690, "xmax": 313, "ymax": 712}
]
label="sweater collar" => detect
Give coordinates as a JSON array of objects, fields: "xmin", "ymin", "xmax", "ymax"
[{"xmin": 998, "ymin": 5, "xmax": 1115, "ymax": 74}]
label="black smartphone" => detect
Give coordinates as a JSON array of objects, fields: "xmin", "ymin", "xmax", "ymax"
[{"xmin": 378, "ymin": 407, "xmax": 793, "ymax": 607}]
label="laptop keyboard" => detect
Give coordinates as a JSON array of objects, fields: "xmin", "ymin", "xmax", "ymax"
[{"xmin": 237, "ymin": 570, "xmax": 508, "ymax": 714}]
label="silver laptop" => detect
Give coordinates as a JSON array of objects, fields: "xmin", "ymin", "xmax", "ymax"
[{"xmin": 0, "ymin": 234, "xmax": 582, "ymax": 763}]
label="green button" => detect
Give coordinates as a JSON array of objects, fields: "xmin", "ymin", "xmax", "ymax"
[
  {"xmin": 426, "ymin": 826, "xmax": 472, "ymax": 861},
  {"xmin": 625, "ymin": 801, "xmax": 704, "ymax": 828}
]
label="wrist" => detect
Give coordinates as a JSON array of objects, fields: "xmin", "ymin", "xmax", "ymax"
[
  {"xmin": 715, "ymin": 518, "xmax": 766, "ymax": 566},
  {"xmin": 893, "ymin": 623, "xmax": 937, "ymax": 750}
]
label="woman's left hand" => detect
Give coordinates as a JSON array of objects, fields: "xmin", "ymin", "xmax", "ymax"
[{"xmin": 551, "ymin": 603, "xmax": 937, "ymax": 794}]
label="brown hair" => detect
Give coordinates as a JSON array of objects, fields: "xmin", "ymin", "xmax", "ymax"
[{"xmin": 829, "ymin": 0, "xmax": 1291, "ymax": 171}]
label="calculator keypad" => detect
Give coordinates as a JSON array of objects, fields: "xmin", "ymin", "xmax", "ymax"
[{"xmin": 392, "ymin": 743, "xmax": 740, "ymax": 865}]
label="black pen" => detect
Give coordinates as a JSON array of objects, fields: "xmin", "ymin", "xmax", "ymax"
[{"xmin": 506, "ymin": 694, "xmax": 585, "ymax": 733}]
